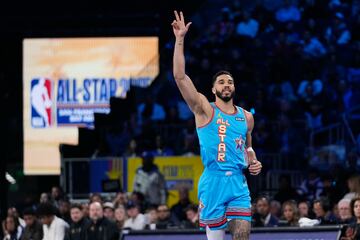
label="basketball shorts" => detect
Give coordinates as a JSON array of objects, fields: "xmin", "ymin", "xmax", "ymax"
[{"xmin": 198, "ymin": 169, "xmax": 251, "ymax": 230}]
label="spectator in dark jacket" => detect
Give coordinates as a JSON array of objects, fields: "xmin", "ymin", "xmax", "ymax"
[
  {"xmin": 84, "ymin": 202, "xmax": 119, "ymax": 240},
  {"xmin": 155, "ymin": 204, "xmax": 178, "ymax": 229},
  {"xmin": 170, "ymin": 186, "xmax": 192, "ymax": 222},
  {"xmin": 64, "ymin": 204, "xmax": 90, "ymax": 240},
  {"xmin": 20, "ymin": 208, "xmax": 43, "ymax": 240},
  {"xmin": 253, "ymin": 197, "xmax": 279, "ymax": 227}
]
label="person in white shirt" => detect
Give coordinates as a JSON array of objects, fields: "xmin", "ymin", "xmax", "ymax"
[
  {"xmin": 123, "ymin": 201, "xmax": 146, "ymax": 230},
  {"xmin": 37, "ymin": 203, "xmax": 68, "ymax": 240}
]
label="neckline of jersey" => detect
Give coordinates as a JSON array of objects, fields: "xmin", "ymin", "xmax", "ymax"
[{"xmin": 214, "ymin": 102, "xmax": 238, "ymax": 115}]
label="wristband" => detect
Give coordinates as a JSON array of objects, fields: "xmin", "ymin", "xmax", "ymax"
[{"xmin": 246, "ymin": 147, "xmax": 254, "ymax": 152}]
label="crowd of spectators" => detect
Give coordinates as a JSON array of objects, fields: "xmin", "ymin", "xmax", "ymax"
[{"xmin": 2, "ymin": 171, "xmax": 360, "ymax": 239}]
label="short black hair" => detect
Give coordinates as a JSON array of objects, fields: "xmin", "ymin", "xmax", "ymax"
[
  {"xmin": 36, "ymin": 203, "xmax": 56, "ymax": 217},
  {"xmin": 313, "ymin": 197, "xmax": 331, "ymax": 212},
  {"xmin": 23, "ymin": 207, "xmax": 36, "ymax": 216},
  {"xmin": 255, "ymin": 196, "xmax": 269, "ymax": 204},
  {"xmin": 212, "ymin": 70, "xmax": 233, "ymax": 85},
  {"xmin": 70, "ymin": 203, "xmax": 83, "ymax": 211}
]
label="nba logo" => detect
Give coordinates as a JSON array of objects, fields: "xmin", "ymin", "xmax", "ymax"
[{"xmin": 31, "ymin": 78, "xmax": 53, "ymax": 128}]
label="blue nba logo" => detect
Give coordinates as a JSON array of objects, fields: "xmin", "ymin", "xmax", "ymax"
[{"xmin": 31, "ymin": 78, "xmax": 53, "ymax": 128}]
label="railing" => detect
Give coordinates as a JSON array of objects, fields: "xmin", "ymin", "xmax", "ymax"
[
  {"xmin": 61, "ymin": 153, "xmax": 283, "ymax": 201},
  {"xmin": 265, "ymin": 170, "xmax": 305, "ymax": 191},
  {"xmin": 61, "ymin": 157, "xmax": 125, "ymax": 200},
  {"xmin": 309, "ymin": 122, "xmax": 345, "ymax": 149},
  {"xmin": 309, "ymin": 104, "xmax": 360, "ymax": 160}
]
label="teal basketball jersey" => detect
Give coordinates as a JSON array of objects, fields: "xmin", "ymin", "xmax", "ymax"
[{"xmin": 196, "ymin": 103, "xmax": 249, "ymax": 171}]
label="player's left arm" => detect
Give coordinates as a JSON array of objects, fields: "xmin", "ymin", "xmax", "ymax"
[{"xmin": 244, "ymin": 110, "xmax": 262, "ymax": 175}]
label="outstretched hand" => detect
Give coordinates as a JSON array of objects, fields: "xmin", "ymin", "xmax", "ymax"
[{"xmin": 171, "ymin": 10, "xmax": 192, "ymax": 38}]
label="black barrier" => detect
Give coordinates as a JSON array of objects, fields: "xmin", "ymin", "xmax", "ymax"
[{"xmin": 122, "ymin": 225, "xmax": 343, "ymax": 240}]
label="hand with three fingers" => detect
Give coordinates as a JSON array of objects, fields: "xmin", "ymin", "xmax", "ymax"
[{"xmin": 171, "ymin": 10, "xmax": 192, "ymax": 38}]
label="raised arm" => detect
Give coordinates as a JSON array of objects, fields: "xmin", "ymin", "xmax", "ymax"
[{"xmin": 172, "ymin": 11, "xmax": 212, "ymax": 118}]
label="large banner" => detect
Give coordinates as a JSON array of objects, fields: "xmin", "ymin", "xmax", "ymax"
[
  {"xmin": 23, "ymin": 37, "xmax": 159, "ymax": 175},
  {"xmin": 126, "ymin": 156, "xmax": 204, "ymax": 207}
]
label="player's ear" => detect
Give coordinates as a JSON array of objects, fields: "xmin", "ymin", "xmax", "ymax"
[{"xmin": 212, "ymin": 87, "xmax": 215, "ymax": 94}]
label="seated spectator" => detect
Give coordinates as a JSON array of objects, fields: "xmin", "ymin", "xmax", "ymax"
[
  {"xmin": 123, "ymin": 201, "xmax": 146, "ymax": 230},
  {"xmin": 155, "ymin": 204, "xmax": 178, "ymax": 229},
  {"xmin": 7, "ymin": 208, "xmax": 25, "ymax": 228},
  {"xmin": 39, "ymin": 193, "xmax": 50, "ymax": 204},
  {"xmin": 114, "ymin": 205, "xmax": 127, "ymax": 230},
  {"xmin": 86, "ymin": 202, "xmax": 119, "ymax": 240},
  {"xmin": 129, "ymin": 192, "xmax": 146, "ymax": 213},
  {"xmin": 313, "ymin": 198, "xmax": 337, "ymax": 225},
  {"xmin": 58, "ymin": 199, "xmax": 71, "ymax": 224},
  {"xmin": 171, "ymin": 186, "xmax": 193, "ymax": 223},
  {"xmin": 103, "ymin": 202, "xmax": 115, "ymax": 221},
  {"xmin": 20, "ymin": 208, "xmax": 43, "ymax": 240},
  {"xmin": 113, "ymin": 192, "xmax": 128, "ymax": 209},
  {"xmin": 144, "ymin": 206, "xmax": 158, "ymax": 230},
  {"xmin": 337, "ymin": 199, "xmax": 354, "ymax": 224},
  {"xmin": 64, "ymin": 204, "xmax": 90, "ymax": 240},
  {"xmin": 89, "ymin": 193, "xmax": 103, "ymax": 204},
  {"xmin": 3, "ymin": 216, "xmax": 22, "ymax": 240},
  {"xmin": 279, "ymin": 200, "xmax": 300, "ymax": 226},
  {"xmin": 252, "ymin": 197, "xmax": 279, "ymax": 227},
  {"xmin": 342, "ymin": 197, "xmax": 360, "ymax": 240},
  {"xmin": 50, "ymin": 186, "xmax": 65, "ymax": 209},
  {"xmin": 181, "ymin": 204, "xmax": 199, "ymax": 229},
  {"xmin": 270, "ymin": 200, "xmax": 282, "ymax": 219},
  {"xmin": 298, "ymin": 200, "xmax": 314, "ymax": 219},
  {"xmin": 81, "ymin": 203, "xmax": 89, "ymax": 219},
  {"xmin": 37, "ymin": 203, "xmax": 69, "ymax": 240}
]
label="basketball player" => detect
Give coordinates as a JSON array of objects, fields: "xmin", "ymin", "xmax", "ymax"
[{"xmin": 171, "ymin": 11, "xmax": 262, "ymax": 240}]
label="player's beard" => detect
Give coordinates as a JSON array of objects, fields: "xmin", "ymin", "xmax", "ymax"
[{"xmin": 215, "ymin": 89, "xmax": 234, "ymax": 102}]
